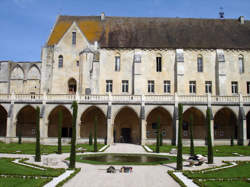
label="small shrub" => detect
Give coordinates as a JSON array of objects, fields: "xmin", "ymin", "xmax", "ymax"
[
  {"xmin": 231, "ymin": 136, "xmax": 234, "ymax": 146},
  {"xmin": 89, "ymin": 132, "xmax": 93, "ymax": 145}
]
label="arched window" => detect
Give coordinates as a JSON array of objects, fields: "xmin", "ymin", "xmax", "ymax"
[
  {"xmin": 68, "ymin": 78, "xmax": 77, "ymax": 94},
  {"xmin": 156, "ymin": 54, "xmax": 162, "ymax": 72},
  {"xmin": 197, "ymin": 55, "xmax": 203, "ymax": 72},
  {"xmin": 115, "ymin": 53, "xmax": 120, "ymax": 71},
  {"xmin": 58, "ymin": 55, "xmax": 63, "ymax": 68},
  {"xmin": 239, "ymin": 55, "xmax": 244, "ymax": 74}
]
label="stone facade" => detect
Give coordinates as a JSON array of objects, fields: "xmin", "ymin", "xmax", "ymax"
[{"xmin": 0, "ymin": 14, "xmax": 250, "ymax": 145}]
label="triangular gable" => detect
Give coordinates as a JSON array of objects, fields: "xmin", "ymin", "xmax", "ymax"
[{"xmin": 47, "ymin": 16, "xmax": 103, "ymax": 46}]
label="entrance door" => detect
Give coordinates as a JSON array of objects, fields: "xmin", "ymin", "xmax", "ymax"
[{"xmin": 121, "ymin": 128, "xmax": 131, "ymax": 143}]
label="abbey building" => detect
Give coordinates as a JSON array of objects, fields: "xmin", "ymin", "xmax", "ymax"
[{"xmin": 0, "ymin": 13, "xmax": 250, "ymax": 145}]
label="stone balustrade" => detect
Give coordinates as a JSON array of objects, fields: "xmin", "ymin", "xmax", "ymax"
[{"xmin": 0, "ymin": 93, "xmax": 249, "ymax": 105}]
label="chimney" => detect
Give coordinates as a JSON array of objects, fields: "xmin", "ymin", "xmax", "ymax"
[
  {"xmin": 101, "ymin": 12, "xmax": 105, "ymax": 21},
  {"xmin": 239, "ymin": 16, "xmax": 245, "ymax": 24}
]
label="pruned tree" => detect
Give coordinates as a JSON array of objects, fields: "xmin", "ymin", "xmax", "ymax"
[
  {"xmin": 89, "ymin": 132, "xmax": 93, "ymax": 145},
  {"xmin": 176, "ymin": 103, "xmax": 183, "ymax": 170},
  {"xmin": 189, "ymin": 114, "xmax": 195, "ymax": 156},
  {"xmin": 206, "ymin": 107, "xmax": 214, "ymax": 164},
  {"xmin": 35, "ymin": 106, "xmax": 41, "ymax": 162},
  {"xmin": 155, "ymin": 116, "xmax": 160, "ymax": 153},
  {"xmin": 69, "ymin": 101, "xmax": 77, "ymax": 169}
]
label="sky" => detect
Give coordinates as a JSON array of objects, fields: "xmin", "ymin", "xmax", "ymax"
[{"xmin": 0, "ymin": 0, "xmax": 250, "ymax": 62}]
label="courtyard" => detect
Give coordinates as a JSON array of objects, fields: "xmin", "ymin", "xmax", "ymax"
[{"xmin": 0, "ymin": 143, "xmax": 250, "ymax": 187}]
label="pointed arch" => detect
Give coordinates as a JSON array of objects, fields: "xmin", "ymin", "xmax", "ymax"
[
  {"xmin": 214, "ymin": 107, "xmax": 237, "ymax": 139},
  {"xmin": 11, "ymin": 65, "xmax": 24, "ymax": 79},
  {"xmin": 0, "ymin": 105, "xmax": 7, "ymax": 136},
  {"xmin": 146, "ymin": 106, "xmax": 172, "ymax": 139},
  {"xmin": 80, "ymin": 106, "xmax": 107, "ymax": 139},
  {"xmin": 48, "ymin": 105, "xmax": 72, "ymax": 137},
  {"xmin": 183, "ymin": 107, "xmax": 206, "ymax": 139},
  {"xmin": 27, "ymin": 65, "xmax": 40, "ymax": 79},
  {"xmin": 114, "ymin": 106, "xmax": 140, "ymax": 144},
  {"xmin": 16, "ymin": 105, "xmax": 36, "ymax": 137}
]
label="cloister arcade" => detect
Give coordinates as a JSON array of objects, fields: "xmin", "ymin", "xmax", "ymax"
[{"xmin": 0, "ymin": 101, "xmax": 249, "ymax": 145}]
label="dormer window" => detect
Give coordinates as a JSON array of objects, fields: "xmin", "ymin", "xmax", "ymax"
[
  {"xmin": 115, "ymin": 54, "xmax": 120, "ymax": 71},
  {"xmin": 72, "ymin": 32, "xmax": 76, "ymax": 45},
  {"xmin": 239, "ymin": 55, "xmax": 244, "ymax": 74},
  {"xmin": 197, "ymin": 55, "xmax": 203, "ymax": 72},
  {"xmin": 156, "ymin": 54, "xmax": 162, "ymax": 72}
]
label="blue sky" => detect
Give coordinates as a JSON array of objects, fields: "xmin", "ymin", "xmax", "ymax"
[{"xmin": 1, "ymin": 0, "xmax": 250, "ymax": 61}]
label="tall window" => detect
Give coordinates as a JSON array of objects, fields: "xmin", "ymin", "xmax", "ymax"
[
  {"xmin": 239, "ymin": 55, "xmax": 244, "ymax": 74},
  {"xmin": 231, "ymin": 81, "xmax": 238, "ymax": 94},
  {"xmin": 189, "ymin": 81, "xmax": 196, "ymax": 93},
  {"xmin": 58, "ymin": 55, "xmax": 63, "ymax": 68},
  {"xmin": 106, "ymin": 80, "xmax": 113, "ymax": 93},
  {"xmin": 164, "ymin": 80, "xmax": 171, "ymax": 93},
  {"xmin": 148, "ymin": 80, "xmax": 155, "ymax": 93},
  {"xmin": 247, "ymin": 82, "xmax": 250, "ymax": 94},
  {"xmin": 68, "ymin": 78, "xmax": 77, "ymax": 94},
  {"xmin": 122, "ymin": 80, "xmax": 129, "ymax": 93},
  {"xmin": 72, "ymin": 32, "xmax": 76, "ymax": 45},
  {"xmin": 156, "ymin": 55, "xmax": 162, "ymax": 72},
  {"xmin": 205, "ymin": 81, "xmax": 212, "ymax": 94},
  {"xmin": 76, "ymin": 60, "xmax": 79, "ymax": 67},
  {"xmin": 197, "ymin": 55, "xmax": 203, "ymax": 72},
  {"xmin": 115, "ymin": 55, "xmax": 120, "ymax": 71}
]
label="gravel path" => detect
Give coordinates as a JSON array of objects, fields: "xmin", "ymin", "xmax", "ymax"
[
  {"xmin": 105, "ymin": 143, "xmax": 146, "ymax": 153},
  {"xmin": 63, "ymin": 163, "xmax": 180, "ymax": 187}
]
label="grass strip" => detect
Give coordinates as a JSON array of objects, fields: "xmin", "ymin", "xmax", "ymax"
[
  {"xmin": 167, "ymin": 171, "xmax": 187, "ymax": 187},
  {"xmin": 147, "ymin": 145, "xmax": 250, "ymax": 156},
  {"xmin": 56, "ymin": 168, "xmax": 81, "ymax": 187},
  {"xmin": 0, "ymin": 158, "xmax": 64, "ymax": 177},
  {"xmin": 0, "ymin": 176, "xmax": 51, "ymax": 187},
  {"xmin": 0, "ymin": 142, "xmax": 105, "ymax": 154}
]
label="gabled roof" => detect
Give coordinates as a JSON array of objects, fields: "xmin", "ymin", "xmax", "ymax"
[{"xmin": 47, "ymin": 15, "xmax": 250, "ymax": 49}]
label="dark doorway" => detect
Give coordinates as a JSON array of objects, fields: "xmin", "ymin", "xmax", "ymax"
[
  {"xmin": 121, "ymin": 128, "xmax": 131, "ymax": 143},
  {"xmin": 62, "ymin": 127, "xmax": 72, "ymax": 137}
]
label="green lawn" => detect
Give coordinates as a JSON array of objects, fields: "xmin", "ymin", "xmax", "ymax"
[
  {"xmin": 184, "ymin": 161, "xmax": 250, "ymax": 179},
  {"xmin": 0, "ymin": 142, "xmax": 105, "ymax": 154},
  {"xmin": 0, "ymin": 158, "xmax": 64, "ymax": 177},
  {"xmin": 147, "ymin": 145, "xmax": 250, "ymax": 156},
  {"xmin": 0, "ymin": 177, "xmax": 51, "ymax": 187},
  {"xmin": 75, "ymin": 153, "xmax": 176, "ymax": 165},
  {"xmin": 201, "ymin": 180, "xmax": 250, "ymax": 187}
]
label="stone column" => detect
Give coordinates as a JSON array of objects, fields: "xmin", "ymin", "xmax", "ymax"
[
  {"xmin": 141, "ymin": 119, "xmax": 146, "ymax": 145},
  {"xmin": 76, "ymin": 117, "xmax": 81, "ymax": 140},
  {"xmin": 107, "ymin": 119, "xmax": 113, "ymax": 144},
  {"xmin": 107, "ymin": 94, "xmax": 113, "ymax": 144},
  {"xmin": 242, "ymin": 119, "xmax": 247, "ymax": 145},
  {"xmin": 173, "ymin": 93, "xmax": 179, "ymax": 145},
  {"xmin": 5, "ymin": 117, "xmax": 13, "ymax": 143}
]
